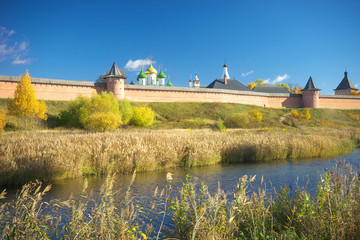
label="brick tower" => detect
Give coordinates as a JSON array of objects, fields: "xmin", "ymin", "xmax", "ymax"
[
  {"xmin": 104, "ymin": 62, "xmax": 126, "ymax": 100},
  {"xmin": 302, "ymin": 76, "xmax": 320, "ymax": 108}
]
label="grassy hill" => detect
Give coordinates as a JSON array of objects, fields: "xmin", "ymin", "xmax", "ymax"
[{"xmin": 1, "ymin": 98, "xmax": 360, "ymax": 130}]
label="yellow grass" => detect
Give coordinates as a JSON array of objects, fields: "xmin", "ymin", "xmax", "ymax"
[{"xmin": 0, "ymin": 128, "xmax": 359, "ymax": 186}]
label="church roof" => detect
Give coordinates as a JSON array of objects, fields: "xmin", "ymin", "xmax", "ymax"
[
  {"xmin": 252, "ymin": 86, "xmax": 290, "ymax": 94},
  {"xmin": 137, "ymin": 70, "xmax": 147, "ymax": 80},
  {"xmin": 145, "ymin": 63, "xmax": 157, "ymax": 75},
  {"xmin": 303, "ymin": 76, "xmax": 320, "ymax": 91},
  {"xmin": 105, "ymin": 62, "xmax": 125, "ymax": 78},
  {"xmin": 206, "ymin": 78, "xmax": 250, "ymax": 91},
  {"xmin": 157, "ymin": 69, "xmax": 166, "ymax": 79},
  {"xmin": 166, "ymin": 80, "xmax": 173, "ymax": 86},
  {"xmin": 335, "ymin": 71, "xmax": 358, "ymax": 90}
]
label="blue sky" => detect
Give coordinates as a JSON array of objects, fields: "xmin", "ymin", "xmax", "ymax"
[{"xmin": 1, "ymin": 0, "xmax": 360, "ymax": 94}]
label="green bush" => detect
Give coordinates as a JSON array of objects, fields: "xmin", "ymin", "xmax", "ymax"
[
  {"xmin": 213, "ymin": 119, "xmax": 226, "ymax": 131},
  {"xmin": 118, "ymin": 99, "xmax": 133, "ymax": 124},
  {"xmin": 224, "ymin": 113, "xmax": 249, "ymax": 128},
  {"xmin": 57, "ymin": 95, "xmax": 90, "ymax": 128},
  {"xmin": 130, "ymin": 106, "xmax": 155, "ymax": 127},
  {"xmin": 84, "ymin": 112, "xmax": 122, "ymax": 132},
  {"xmin": 57, "ymin": 92, "xmax": 124, "ymax": 131}
]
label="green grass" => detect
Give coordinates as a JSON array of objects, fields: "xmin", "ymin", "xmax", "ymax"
[{"xmin": 1, "ymin": 98, "xmax": 360, "ymax": 130}]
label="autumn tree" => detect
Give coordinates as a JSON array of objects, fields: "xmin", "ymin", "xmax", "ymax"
[
  {"xmin": 247, "ymin": 79, "xmax": 267, "ymax": 90},
  {"xmin": 8, "ymin": 70, "xmax": 40, "ymax": 129},
  {"xmin": 0, "ymin": 109, "xmax": 6, "ymax": 133},
  {"xmin": 274, "ymin": 83, "xmax": 291, "ymax": 92},
  {"xmin": 291, "ymin": 86, "xmax": 303, "ymax": 94},
  {"xmin": 247, "ymin": 82, "xmax": 256, "ymax": 90},
  {"xmin": 255, "ymin": 79, "xmax": 267, "ymax": 86}
]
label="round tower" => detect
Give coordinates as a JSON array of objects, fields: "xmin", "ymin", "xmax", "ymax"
[
  {"xmin": 104, "ymin": 62, "xmax": 126, "ymax": 100},
  {"xmin": 302, "ymin": 76, "xmax": 320, "ymax": 108}
]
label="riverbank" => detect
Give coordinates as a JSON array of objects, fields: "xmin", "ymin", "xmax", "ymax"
[{"xmin": 0, "ymin": 128, "xmax": 359, "ymax": 187}]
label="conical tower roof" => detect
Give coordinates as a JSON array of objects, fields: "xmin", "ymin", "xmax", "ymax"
[
  {"xmin": 335, "ymin": 71, "xmax": 358, "ymax": 90},
  {"xmin": 105, "ymin": 62, "xmax": 125, "ymax": 78},
  {"xmin": 303, "ymin": 76, "xmax": 320, "ymax": 91}
]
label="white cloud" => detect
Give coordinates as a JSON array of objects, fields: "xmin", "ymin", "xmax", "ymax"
[
  {"xmin": 263, "ymin": 78, "xmax": 270, "ymax": 84},
  {"xmin": 0, "ymin": 27, "xmax": 31, "ymax": 64},
  {"xmin": 8, "ymin": 30, "xmax": 15, "ymax": 36},
  {"xmin": 241, "ymin": 70, "xmax": 254, "ymax": 78},
  {"xmin": 12, "ymin": 57, "xmax": 31, "ymax": 65},
  {"xmin": 355, "ymin": 84, "xmax": 359, "ymax": 88},
  {"xmin": 124, "ymin": 58, "xmax": 156, "ymax": 71},
  {"xmin": 272, "ymin": 74, "xmax": 290, "ymax": 84}
]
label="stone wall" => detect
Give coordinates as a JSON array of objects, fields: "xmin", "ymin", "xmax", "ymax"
[
  {"xmin": 0, "ymin": 75, "xmax": 359, "ymax": 109},
  {"xmin": 319, "ymin": 95, "xmax": 360, "ymax": 109},
  {"xmin": 0, "ymin": 75, "xmax": 106, "ymax": 100}
]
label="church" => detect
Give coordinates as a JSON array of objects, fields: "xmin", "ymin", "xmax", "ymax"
[{"xmin": 136, "ymin": 60, "xmax": 172, "ymax": 86}]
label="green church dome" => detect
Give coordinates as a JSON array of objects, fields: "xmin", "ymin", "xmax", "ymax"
[
  {"xmin": 137, "ymin": 70, "xmax": 147, "ymax": 80},
  {"xmin": 157, "ymin": 70, "xmax": 166, "ymax": 79},
  {"xmin": 166, "ymin": 80, "xmax": 173, "ymax": 87}
]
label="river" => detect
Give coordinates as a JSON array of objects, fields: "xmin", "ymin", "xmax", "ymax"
[
  {"xmin": 44, "ymin": 148, "xmax": 360, "ymax": 202},
  {"xmin": 2, "ymin": 149, "xmax": 360, "ymax": 238}
]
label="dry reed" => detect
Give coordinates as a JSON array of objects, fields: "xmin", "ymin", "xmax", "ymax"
[{"xmin": 0, "ymin": 128, "xmax": 359, "ymax": 186}]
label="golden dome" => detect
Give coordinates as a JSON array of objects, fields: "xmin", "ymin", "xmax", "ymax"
[{"xmin": 145, "ymin": 63, "xmax": 157, "ymax": 75}]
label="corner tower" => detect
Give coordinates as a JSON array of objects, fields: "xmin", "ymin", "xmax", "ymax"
[
  {"xmin": 334, "ymin": 71, "xmax": 358, "ymax": 95},
  {"xmin": 302, "ymin": 76, "xmax": 320, "ymax": 108},
  {"xmin": 104, "ymin": 62, "xmax": 126, "ymax": 100}
]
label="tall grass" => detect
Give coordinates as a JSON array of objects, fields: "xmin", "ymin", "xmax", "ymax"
[
  {"xmin": 0, "ymin": 128, "xmax": 359, "ymax": 186},
  {"xmin": 1, "ymin": 161, "xmax": 360, "ymax": 239}
]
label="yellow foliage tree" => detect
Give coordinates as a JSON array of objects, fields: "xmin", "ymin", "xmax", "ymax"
[
  {"xmin": 350, "ymin": 90, "xmax": 360, "ymax": 95},
  {"xmin": 0, "ymin": 109, "xmax": 6, "ymax": 133},
  {"xmin": 292, "ymin": 86, "xmax": 303, "ymax": 94},
  {"xmin": 247, "ymin": 82, "xmax": 256, "ymax": 90},
  {"xmin": 274, "ymin": 83, "xmax": 291, "ymax": 92},
  {"xmin": 248, "ymin": 79, "xmax": 268, "ymax": 90},
  {"xmin": 8, "ymin": 70, "xmax": 47, "ymax": 129},
  {"xmin": 37, "ymin": 101, "xmax": 48, "ymax": 120}
]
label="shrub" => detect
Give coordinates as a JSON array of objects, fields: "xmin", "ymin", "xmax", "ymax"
[
  {"xmin": 119, "ymin": 99, "xmax": 133, "ymax": 124},
  {"xmin": 0, "ymin": 109, "xmax": 6, "ymax": 133},
  {"xmin": 57, "ymin": 95, "xmax": 90, "ymax": 128},
  {"xmin": 248, "ymin": 108, "xmax": 263, "ymax": 123},
  {"xmin": 291, "ymin": 109, "xmax": 302, "ymax": 118},
  {"xmin": 130, "ymin": 106, "xmax": 155, "ymax": 127},
  {"xmin": 224, "ymin": 113, "xmax": 249, "ymax": 128},
  {"xmin": 57, "ymin": 92, "xmax": 122, "ymax": 130},
  {"xmin": 84, "ymin": 112, "xmax": 122, "ymax": 132},
  {"xmin": 213, "ymin": 119, "xmax": 226, "ymax": 131}
]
